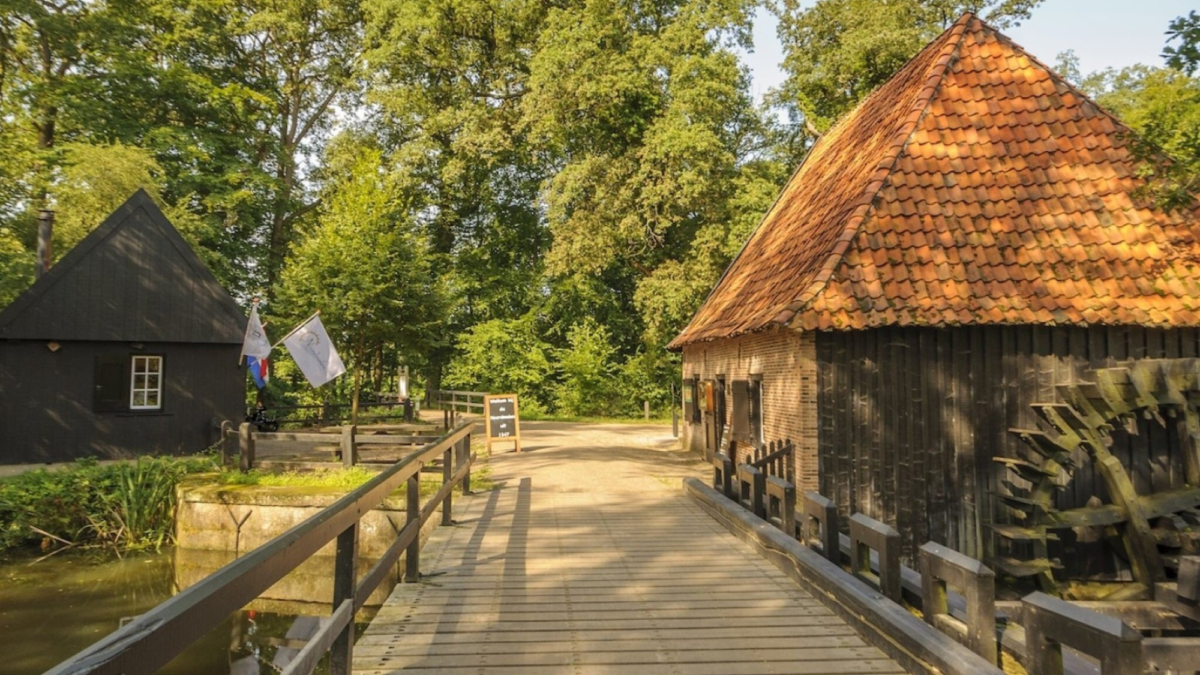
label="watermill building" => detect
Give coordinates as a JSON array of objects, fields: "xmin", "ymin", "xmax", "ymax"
[{"xmin": 671, "ymin": 13, "xmax": 1200, "ymax": 587}]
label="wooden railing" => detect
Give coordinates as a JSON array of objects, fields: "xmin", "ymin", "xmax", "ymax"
[
  {"xmin": 47, "ymin": 420, "xmax": 476, "ymax": 675},
  {"xmin": 220, "ymin": 422, "xmax": 441, "ymax": 471},
  {"xmin": 430, "ymin": 389, "xmax": 488, "ymax": 428},
  {"xmin": 702, "ymin": 447, "xmax": 1200, "ymax": 675}
]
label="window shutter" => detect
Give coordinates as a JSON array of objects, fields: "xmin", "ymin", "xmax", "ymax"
[
  {"xmin": 731, "ymin": 380, "xmax": 749, "ymax": 440},
  {"xmin": 689, "ymin": 377, "xmax": 701, "ymax": 423},
  {"xmin": 749, "ymin": 379, "xmax": 763, "ymax": 444},
  {"xmin": 94, "ymin": 355, "xmax": 127, "ymax": 413}
]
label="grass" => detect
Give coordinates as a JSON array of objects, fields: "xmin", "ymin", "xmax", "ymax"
[{"xmin": 217, "ymin": 466, "xmax": 382, "ymax": 489}]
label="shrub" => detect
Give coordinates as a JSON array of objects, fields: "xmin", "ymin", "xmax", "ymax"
[
  {"xmin": 443, "ymin": 315, "xmax": 554, "ymax": 412},
  {"xmin": 0, "ymin": 456, "xmax": 216, "ymax": 556},
  {"xmin": 554, "ymin": 318, "xmax": 622, "ymax": 417}
]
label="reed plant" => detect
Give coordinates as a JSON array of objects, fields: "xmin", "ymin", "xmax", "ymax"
[{"xmin": 0, "ymin": 455, "xmax": 216, "ymax": 557}]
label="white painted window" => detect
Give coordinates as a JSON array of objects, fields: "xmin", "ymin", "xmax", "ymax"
[{"xmin": 130, "ymin": 356, "xmax": 163, "ymax": 410}]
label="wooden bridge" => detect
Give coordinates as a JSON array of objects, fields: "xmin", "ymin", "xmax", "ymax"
[
  {"xmin": 352, "ymin": 424, "xmax": 904, "ymax": 675},
  {"xmin": 45, "ymin": 419, "xmax": 1200, "ymax": 675}
]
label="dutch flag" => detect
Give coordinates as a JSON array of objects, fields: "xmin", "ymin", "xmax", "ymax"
[{"xmin": 247, "ymin": 355, "xmax": 269, "ymax": 389}]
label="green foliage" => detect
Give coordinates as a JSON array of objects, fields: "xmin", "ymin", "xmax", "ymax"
[
  {"xmin": 0, "ymin": 456, "xmax": 217, "ymax": 555},
  {"xmin": 1076, "ymin": 37, "xmax": 1200, "ymax": 212},
  {"xmin": 53, "ymin": 142, "xmax": 164, "ymax": 256},
  {"xmin": 1165, "ymin": 11, "xmax": 1200, "ymax": 75},
  {"xmin": 771, "ymin": 0, "xmax": 1043, "ymax": 151},
  {"xmin": 273, "ymin": 135, "xmax": 445, "ymax": 404},
  {"xmin": 554, "ymin": 318, "xmax": 621, "ymax": 417},
  {"xmin": 443, "ymin": 315, "xmax": 553, "ymax": 413},
  {"xmin": 0, "ymin": 226, "xmax": 34, "ymax": 308}
]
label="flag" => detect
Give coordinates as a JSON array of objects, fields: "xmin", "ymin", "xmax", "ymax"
[
  {"xmin": 240, "ymin": 304, "xmax": 272, "ymax": 362},
  {"xmin": 247, "ymin": 355, "xmax": 269, "ymax": 389},
  {"xmin": 282, "ymin": 314, "xmax": 346, "ymax": 387}
]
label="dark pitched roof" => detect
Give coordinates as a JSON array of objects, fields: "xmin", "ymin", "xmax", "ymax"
[
  {"xmin": 0, "ymin": 189, "xmax": 246, "ymax": 343},
  {"xmin": 670, "ymin": 13, "xmax": 1200, "ymax": 348}
]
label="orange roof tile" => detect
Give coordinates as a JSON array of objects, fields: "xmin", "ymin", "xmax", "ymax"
[{"xmin": 669, "ymin": 13, "xmax": 1200, "ymax": 348}]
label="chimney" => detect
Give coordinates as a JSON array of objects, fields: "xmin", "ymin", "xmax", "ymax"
[{"xmin": 35, "ymin": 209, "xmax": 53, "ymax": 279}]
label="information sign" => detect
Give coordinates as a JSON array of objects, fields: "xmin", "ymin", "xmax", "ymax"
[{"xmin": 484, "ymin": 393, "xmax": 521, "ymax": 453}]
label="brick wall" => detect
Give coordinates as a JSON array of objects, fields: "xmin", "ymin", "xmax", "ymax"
[{"xmin": 679, "ymin": 327, "xmax": 818, "ymax": 491}]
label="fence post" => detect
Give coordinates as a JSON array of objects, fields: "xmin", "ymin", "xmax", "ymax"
[
  {"xmin": 220, "ymin": 420, "xmax": 234, "ymax": 468},
  {"xmin": 442, "ymin": 444, "xmax": 453, "ymax": 526},
  {"xmin": 321, "ymin": 401, "xmax": 332, "ymax": 426},
  {"xmin": 405, "ymin": 473, "xmax": 421, "ymax": 582},
  {"xmin": 672, "ymin": 407, "xmax": 679, "ymax": 438},
  {"xmin": 341, "ymin": 425, "xmax": 357, "ymax": 467},
  {"xmin": 644, "ymin": 400, "xmax": 650, "ymax": 420},
  {"xmin": 239, "ymin": 422, "xmax": 255, "ymax": 472},
  {"xmin": 329, "ymin": 523, "xmax": 358, "ymax": 675}
]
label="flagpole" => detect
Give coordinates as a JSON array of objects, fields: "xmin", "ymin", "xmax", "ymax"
[{"xmin": 272, "ymin": 309, "xmax": 322, "ymax": 349}]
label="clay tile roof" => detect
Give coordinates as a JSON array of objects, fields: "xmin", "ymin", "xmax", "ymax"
[{"xmin": 669, "ymin": 13, "xmax": 1200, "ymax": 349}]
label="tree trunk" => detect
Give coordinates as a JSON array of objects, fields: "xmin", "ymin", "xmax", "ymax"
[{"xmin": 351, "ymin": 330, "xmax": 364, "ymax": 426}]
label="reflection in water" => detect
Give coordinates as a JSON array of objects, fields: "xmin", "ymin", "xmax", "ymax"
[{"xmin": 0, "ymin": 550, "xmax": 354, "ymax": 675}]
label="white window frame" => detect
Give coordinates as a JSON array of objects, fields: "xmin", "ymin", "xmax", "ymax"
[{"xmin": 130, "ymin": 355, "xmax": 163, "ymax": 410}]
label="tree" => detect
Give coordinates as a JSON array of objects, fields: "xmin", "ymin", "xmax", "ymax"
[
  {"xmin": 1067, "ymin": 12, "xmax": 1200, "ymax": 213},
  {"xmin": 770, "ymin": 0, "xmax": 1043, "ymax": 158},
  {"xmin": 525, "ymin": 0, "xmax": 784, "ymax": 358},
  {"xmin": 275, "ymin": 135, "xmax": 445, "ymax": 415},
  {"xmin": 442, "ymin": 315, "xmax": 554, "ymax": 413},
  {"xmin": 364, "ymin": 0, "xmax": 551, "ymax": 392}
]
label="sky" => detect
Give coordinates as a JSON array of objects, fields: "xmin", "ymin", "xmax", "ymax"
[{"xmin": 741, "ymin": 0, "xmax": 1197, "ymax": 104}]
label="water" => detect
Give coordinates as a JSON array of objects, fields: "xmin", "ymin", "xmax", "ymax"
[{"xmin": 0, "ymin": 550, "xmax": 349, "ymax": 675}]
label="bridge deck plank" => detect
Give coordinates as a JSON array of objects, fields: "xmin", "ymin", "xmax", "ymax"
[{"xmin": 353, "ymin": 423, "xmax": 908, "ymax": 675}]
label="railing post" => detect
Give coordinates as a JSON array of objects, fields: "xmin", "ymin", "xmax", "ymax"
[
  {"xmin": 405, "ymin": 473, "xmax": 421, "ymax": 582},
  {"xmin": 329, "ymin": 523, "xmax": 357, "ymax": 675},
  {"xmin": 341, "ymin": 425, "xmax": 357, "ymax": 467},
  {"xmin": 1024, "ymin": 592, "xmax": 1143, "ymax": 675},
  {"xmin": 220, "ymin": 420, "xmax": 234, "ymax": 468},
  {"xmin": 462, "ymin": 434, "xmax": 472, "ymax": 495},
  {"xmin": 442, "ymin": 445, "xmax": 453, "ymax": 526},
  {"xmin": 239, "ymin": 422, "xmax": 255, "ymax": 472},
  {"xmin": 919, "ymin": 542, "xmax": 997, "ymax": 665},
  {"xmin": 321, "ymin": 401, "xmax": 331, "ymax": 426},
  {"xmin": 801, "ymin": 491, "xmax": 840, "ymax": 562},
  {"xmin": 849, "ymin": 513, "xmax": 902, "ymax": 602}
]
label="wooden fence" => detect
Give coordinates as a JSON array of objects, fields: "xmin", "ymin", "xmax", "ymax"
[
  {"xmin": 266, "ymin": 400, "xmax": 412, "ymax": 428},
  {"xmin": 218, "ymin": 421, "xmax": 441, "ymax": 472},
  {"xmin": 704, "ymin": 446, "xmax": 1200, "ymax": 675},
  {"xmin": 47, "ymin": 420, "xmax": 476, "ymax": 675}
]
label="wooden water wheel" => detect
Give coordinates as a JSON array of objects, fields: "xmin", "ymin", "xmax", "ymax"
[{"xmin": 996, "ymin": 359, "xmax": 1200, "ymax": 596}]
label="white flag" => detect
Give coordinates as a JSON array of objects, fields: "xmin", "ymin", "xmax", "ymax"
[
  {"xmin": 282, "ymin": 314, "xmax": 346, "ymax": 387},
  {"xmin": 240, "ymin": 304, "xmax": 272, "ymax": 362}
]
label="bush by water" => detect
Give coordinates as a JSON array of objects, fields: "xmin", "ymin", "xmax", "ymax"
[{"xmin": 0, "ymin": 456, "xmax": 217, "ymax": 556}]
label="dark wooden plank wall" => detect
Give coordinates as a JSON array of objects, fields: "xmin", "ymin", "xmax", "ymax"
[
  {"xmin": 816, "ymin": 325, "xmax": 1200, "ymax": 570},
  {"xmin": 0, "ymin": 341, "xmax": 243, "ymax": 464}
]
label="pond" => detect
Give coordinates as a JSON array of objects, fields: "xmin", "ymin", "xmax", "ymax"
[{"xmin": 0, "ymin": 549, "xmax": 354, "ymax": 675}]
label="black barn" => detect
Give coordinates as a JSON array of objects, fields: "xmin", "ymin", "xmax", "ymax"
[{"xmin": 0, "ymin": 190, "xmax": 246, "ymax": 464}]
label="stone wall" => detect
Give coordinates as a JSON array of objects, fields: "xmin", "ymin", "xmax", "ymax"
[
  {"xmin": 678, "ymin": 327, "xmax": 818, "ymax": 491},
  {"xmin": 175, "ymin": 483, "xmax": 436, "ymax": 607}
]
